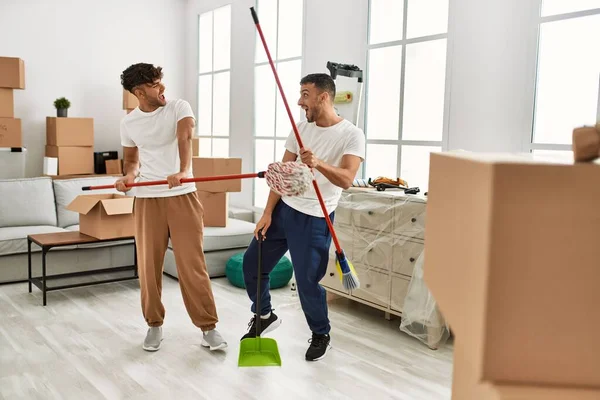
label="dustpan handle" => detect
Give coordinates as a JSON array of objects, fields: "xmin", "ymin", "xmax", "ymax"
[{"xmin": 256, "ymin": 229, "xmax": 264, "ymax": 336}]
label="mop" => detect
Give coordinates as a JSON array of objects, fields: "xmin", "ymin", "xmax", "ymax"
[
  {"xmin": 250, "ymin": 7, "xmax": 360, "ymax": 291},
  {"xmin": 80, "ymin": 161, "xmax": 313, "ymax": 197}
]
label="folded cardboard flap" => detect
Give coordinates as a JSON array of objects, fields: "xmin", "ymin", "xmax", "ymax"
[
  {"xmin": 67, "ymin": 194, "xmax": 133, "ymax": 215},
  {"xmin": 100, "ymin": 196, "xmax": 134, "ymax": 215}
]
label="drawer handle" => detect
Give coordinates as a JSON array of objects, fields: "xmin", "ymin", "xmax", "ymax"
[
  {"xmin": 368, "ymin": 211, "xmax": 374, "ymax": 215},
  {"xmin": 410, "ymin": 257, "xmax": 415, "ymax": 262},
  {"xmin": 330, "ymin": 273, "xmax": 334, "ymax": 277},
  {"xmin": 366, "ymin": 284, "xmax": 371, "ymax": 288},
  {"xmin": 411, "ymin": 217, "xmax": 417, "ymax": 223},
  {"xmin": 368, "ymin": 248, "xmax": 373, "ymax": 253}
]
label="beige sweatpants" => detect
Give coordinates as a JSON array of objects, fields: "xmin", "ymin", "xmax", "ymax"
[{"xmin": 133, "ymin": 191, "xmax": 218, "ymax": 331}]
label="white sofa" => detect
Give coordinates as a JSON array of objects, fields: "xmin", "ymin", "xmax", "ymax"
[{"xmin": 0, "ymin": 175, "xmax": 256, "ymax": 285}]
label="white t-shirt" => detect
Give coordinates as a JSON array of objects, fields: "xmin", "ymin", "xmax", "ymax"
[
  {"xmin": 120, "ymin": 99, "xmax": 197, "ymax": 198},
  {"xmin": 281, "ymin": 119, "xmax": 366, "ymax": 217}
]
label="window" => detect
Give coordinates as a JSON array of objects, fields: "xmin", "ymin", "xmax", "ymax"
[
  {"xmin": 253, "ymin": 0, "xmax": 304, "ymax": 207},
  {"xmin": 197, "ymin": 5, "xmax": 232, "ymax": 158},
  {"xmin": 365, "ymin": 0, "xmax": 449, "ymax": 192},
  {"xmin": 530, "ymin": 1, "xmax": 600, "ymax": 154}
]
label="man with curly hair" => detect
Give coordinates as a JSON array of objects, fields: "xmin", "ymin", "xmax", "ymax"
[{"xmin": 116, "ymin": 63, "xmax": 227, "ymax": 352}]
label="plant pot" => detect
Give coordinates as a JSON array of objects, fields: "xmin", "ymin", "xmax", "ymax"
[{"xmin": 57, "ymin": 108, "xmax": 68, "ymax": 118}]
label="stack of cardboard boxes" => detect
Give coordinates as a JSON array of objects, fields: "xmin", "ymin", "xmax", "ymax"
[
  {"xmin": 45, "ymin": 116, "xmax": 94, "ymax": 176},
  {"xmin": 424, "ymin": 151, "xmax": 600, "ymax": 399},
  {"xmin": 192, "ymin": 157, "xmax": 242, "ymax": 227},
  {"xmin": 123, "ymin": 89, "xmax": 138, "ymax": 114},
  {"xmin": 0, "ymin": 57, "xmax": 25, "ymax": 148}
]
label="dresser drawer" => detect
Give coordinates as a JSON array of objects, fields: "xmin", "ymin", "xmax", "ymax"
[
  {"xmin": 351, "ymin": 264, "xmax": 390, "ymax": 307},
  {"xmin": 390, "ymin": 275, "xmax": 411, "ymax": 312},
  {"xmin": 393, "ymin": 201, "xmax": 426, "ymax": 239},
  {"xmin": 350, "ymin": 194, "xmax": 394, "ymax": 233},
  {"xmin": 392, "ymin": 237, "xmax": 424, "ymax": 277},
  {"xmin": 353, "ymin": 230, "xmax": 393, "ymax": 272},
  {"xmin": 320, "ymin": 258, "xmax": 348, "ymax": 294}
]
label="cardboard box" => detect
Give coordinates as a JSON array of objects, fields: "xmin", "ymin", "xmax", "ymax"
[
  {"xmin": 45, "ymin": 145, "xmax": 94, "ymax": 176},
  {"xmin": 126, "ymin": 109, "xmax": 134, "ymax": 114},
  {"xmin": 123, "ymin": 89, "xmax": 138, "ymax": 109},
  {"xmin": 46, "ymin": 117, "xmax": 94, "ymax": 146},
  {"xmin": 192, "ymin": 138, "xmax": 199, "ymax": 156},
  {"xmin": 66, "ymin": 194, "xmax": 134, "ymax": 240},
  {"xmin": 0, "ymin": 89, "xmax": 14, "ymax": 118},
  {"xmin": 197, "ymin": 191, "xmax": 228, "ymax": 227},
  {"xmin": 192, "ymin": 157, "xmax": 242, "ymax": 193},
  {"xmin": 424, "ymin": 151, "xmax": 600, "ymax": 389},
  {"xmin": 0, "ymin": 117, "xmax": 22, "ymax": 147},
  {"xmin": 105, "ymin": 159, "xmax": 123, "ymax": 175},
  {"xmin": 452, "ymin": 339, "xmax": 600, "ymax": 400},
  {"xmin": 0, "ymin": 57, "xmax": 25, "ymax": 89}
]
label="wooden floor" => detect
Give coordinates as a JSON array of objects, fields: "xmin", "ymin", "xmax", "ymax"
[{"xmin": 0, "ymin": 275, "xmax": 454, "ymax": 400}]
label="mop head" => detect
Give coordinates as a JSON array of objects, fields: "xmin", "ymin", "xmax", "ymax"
[
  {"xmin": 265, "ymin": 161, "xmax": 313, "ymax": 197},
  {"xmin": 336, "ymin": 251, "xmax": 360, "ymax": 290}
]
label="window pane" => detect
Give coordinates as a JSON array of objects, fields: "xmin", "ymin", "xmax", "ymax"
[
  {"xmin": 369, "ymin": 0, "xmax": 403, "ymax": 44},
  {"xmin": 275, "ymin": 139, "xmax": 287, "ymax": 161},
  {"xmin": 532, "ymin": 149, "xmax": 574, "ymax": 160},
  {"xmin": 198, "ymin": 12, "xmax": 213, "ymax": 73},
  {"xmin": 403, "ymin": 39, "xmax": 447, "ymax": 141},
  {"xmin": 275, "ymin": 60, "xmax": 302, "ymax": 137},
  {"xmin": 213, "ymin": 5, "xmax": 231, "ymax": 71},
  {"xmin": 366, "ymin": 144, "xmax": 398, "ymax": 179},
  {"xmin": 197, "ymin": 75, "xmax": 212, "ymax": 135},
  {"xmin": 212, "ymin": 138, "xmax": 229, "ymax": 157},
  {"xmin": 213, "ymin": 71, "xmax": 230, "ymax": 136},
  {"xmin": 542, "ymin": 0, "xmax": 600, "ymax": 17},
  {"xmin": 255, "ymin": 139, "xmax": 275, "ymax": 172},
  {"xmin": 199, "ymin": 138, "xmax": 212, "ymax": 157},
  {"xmin": 406, "ymin": 0, "xmax": 449, "ymax": 39},
  {"xmin": 277, "ymin": 0, "xmax": 303, "ymax": 59},
  {"xmin": 366, "ymin": 46, "xmax": 402, "ymax": 140},
  {"xmin": 400, "ymin": 145, "xmax": 440, "ymax": 192},
  {"xmin": 255, "ymin": 64, "xmax": 276, "ymax": 137},
  {"xmin": 254, "ymin": 139, "xmax": 276, "ymax": 206},
  {"xmin": 533, "ymin": 14, "xmax": 600, "ymax": 144},
  {"xmin": 255, "ymin": 0, "xmax": 278, "ymax": 63}
]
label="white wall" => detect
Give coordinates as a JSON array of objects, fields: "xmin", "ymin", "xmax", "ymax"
[{"xmin": 0, "ymin": 0, "xmax": 186, "ymax": 177}]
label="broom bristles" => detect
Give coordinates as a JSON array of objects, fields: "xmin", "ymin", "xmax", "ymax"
[{"xmin": 336, "ymin": 252, "xmax": 360, "ymax": 290}]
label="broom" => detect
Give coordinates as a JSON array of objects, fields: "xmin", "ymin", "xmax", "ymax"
[
  {"xmin": 250, "ymin": 7, "xmax": 360, "ymax": 290},
  {"xmin": 81, "ymin": 161, "xmax": 313, "ymax": 197}
]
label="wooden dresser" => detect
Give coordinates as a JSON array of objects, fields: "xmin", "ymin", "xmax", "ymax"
[{"xmin": 321, "ymin": 187, "xmax": 427, "ymax": 318}]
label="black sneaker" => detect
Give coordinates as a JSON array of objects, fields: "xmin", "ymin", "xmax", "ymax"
[
  {"xmin": 240, "ymin": 312, "xmax": 281, "ymax": 340},
  {"xmin": 305, "ymin": 333, "xmax": 331, "ymax": 361}
]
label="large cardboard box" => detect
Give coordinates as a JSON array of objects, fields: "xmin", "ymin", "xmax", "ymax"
[
  {"xmin": 0, "ymin": 57, "xmax": 25, "ymax": 89},
  {"xmin": 192, "ymin": 138, "xmax": 199, "ymax": 156},
  {"xmin": 0, "ymin": 89, "xmax": 14, "ymax": 118},
  {"xmin": 424, "ymin": 151, "xmax": 600, "ymax": 389},
  {"xmin": 197, "ymin": 191, "xmax": 228, "ymax": 227},
  {"xmin": 45, "ymin": 145, "xmax": 94, "ymax": 176},
  {"xmin": 192, "ymin": 157, "xmax": 242, "ymax": 193},
  {"xmin": 123, "ymin": 89, "xmax": 138, "ymax": 109},
  {"xmin": 0, "ymin": 117, "xmax": 22, "ymax": 147},
  {"xmin": 46, "ymin": 117, "xmax": 94, "ymax": 146},
  {"xmin": 66, "ymin": 194, "xmax": 134, "ymax": 240}
]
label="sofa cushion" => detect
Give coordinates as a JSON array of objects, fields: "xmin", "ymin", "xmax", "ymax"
[
  {"xmin": 168, "ymin": 218, "xmax": 254, "ymax": 252},
  {"xmin": 53, "ymin": 176, "xmax": 122, "ymax": 228},
  {"xmin": 0, "ymin": 225, "xmax": 69, "ymax": 256},
  {"xmin": 0, "ymin": 177, "xmax": 57, "ymax": 228}
]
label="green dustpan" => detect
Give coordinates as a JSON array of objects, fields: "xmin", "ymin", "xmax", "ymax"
[{"xmin": 238, "ymin": 229, "xmax": 282, "ymax": 367}]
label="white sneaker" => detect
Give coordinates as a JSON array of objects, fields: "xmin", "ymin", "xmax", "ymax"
[
  {"xmin": 201, "ymin": 329, "xmax": 228, "ymax": 351},
  {"xmin": 143, "ymin": 327, "xmax": 163, "ymax": 351}
]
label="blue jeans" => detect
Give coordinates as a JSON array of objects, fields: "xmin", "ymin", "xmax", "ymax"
[{"xmin": 243, "ymin": 200, "xmax": 334, "ymax": 335}]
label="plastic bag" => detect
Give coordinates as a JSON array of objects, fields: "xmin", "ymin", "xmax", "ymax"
[{"xmin": 399, "ymin": 250, "xmax": 450, "ymax": 349}]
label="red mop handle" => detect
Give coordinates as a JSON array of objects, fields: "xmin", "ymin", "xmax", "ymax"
[
  {"xmin": 81, "ymin": 172, "xmax": 264, "ymax": 191},
  {"xmin": 251, "ymin": 7, "xmax": 343, "ymax": 255}
]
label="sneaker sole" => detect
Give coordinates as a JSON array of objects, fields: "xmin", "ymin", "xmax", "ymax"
[
  {"xmin": 201, "ymin": 339, "xmax": 228, "ymax": 351},
  {"xmin": 306, "ymin": 343, "xmax": 331, "ymax": 362},
  {"xmin": 142, "ymin": 339, "xmax": 163, "ymax": 352}
]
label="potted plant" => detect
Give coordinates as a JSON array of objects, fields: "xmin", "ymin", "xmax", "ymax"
[{"xmin": 54, "ymin": 97, "xmax": 71, "ymax": 117}]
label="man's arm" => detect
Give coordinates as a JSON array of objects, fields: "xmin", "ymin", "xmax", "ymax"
[
  {"xmin": 177, "ymin": 116, "xmax": 195, "ymax": 174},
  {"xmin": 300, "ymin": 149, "xmax": 362, "ymax": 190},
  {"xmin": 263, "ymin": 150, "xmax": 298, "ymax": 214},
  {"xmin": 122, "ymin": 146, "xmax": 140, "ymax": 178}
]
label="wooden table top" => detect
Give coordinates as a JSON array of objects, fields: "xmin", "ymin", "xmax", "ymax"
[{"xmin": 28, "ymin": 231, "xmax": 133, "ymax": 247}]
